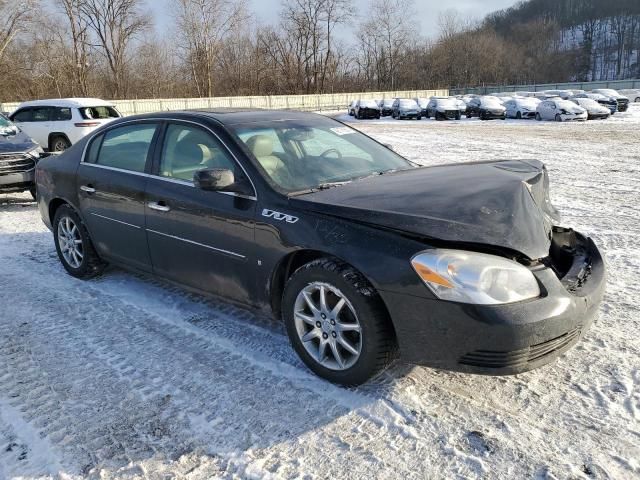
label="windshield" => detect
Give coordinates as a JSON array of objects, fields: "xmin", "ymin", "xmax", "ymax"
[
  {"xmin": 360, "ymin": 100, "xmax": 378, "ymax": 108},
  {"xmin": 517, "ymin": 99, "xmax": 539, "ymax": 108},
  {"xmin": 399, "ymin": 99, "xmax": 417, "ymax": 108},
  {"xmin": 436, "ymin": 98, "xmax": 458, "ymax": 108},
  {"xmin": 596, "ymin": 89, "xmax": 618, "ymax": 96},
  {"xmin": 79, "ymin": 106, "xmax": 120, "ymax": 120},
  {"xmin": 382, "ymin": 99, "xmax": 394, "ymax": 107},
  {"xmin": 231, "ymin": 119, "xmax": 413, "ymax": 194},
  {"xmin": 481, "ymin": 97, "xmax": 502, "ymax": 107},
  {"xmin": 575, "ymin": 99, "xmax": 598, "ymax": 108},
  {"xmin": 0, "ymin": 115, "xmax": 18, "ymax": 135},
  {"xmin": 416, "ymin": 98, "xmax": 428, "ymax": 107},
  {"xmin": 557, "ymin": 100, "xmax": 579, "ymax": 109}
]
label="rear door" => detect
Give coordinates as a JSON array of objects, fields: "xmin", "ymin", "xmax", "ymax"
[
  {"xmin": 145, "ymin": 120, "xmax": 257, "ymax": 304},
  {"xmin": 77, "ymin": 121, "xmax": 160, "ymax": 271}
]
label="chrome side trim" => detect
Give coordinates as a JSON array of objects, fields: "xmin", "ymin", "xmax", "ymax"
[
  {"xmin": 146, "ymin": 229, "xmax": 245, "ymax": 259},
  {"xmin": 90, "ymin": 213, "xmax": 141, "ymax": 229},
  {"xmin": 79, "ymin": 117, "xmax": 258, "ymax": 201}
]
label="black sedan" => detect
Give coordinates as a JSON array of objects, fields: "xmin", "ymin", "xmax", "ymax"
[
  {"xmin": 1, "ymin": 113, "xmax": 44, "ymax": 198},
  {"xmin": 353, "ymin": 99, "xmax": 381, "ymax": 119},
  {"xmin": 36, "ymin": 110, "xmax": 606, "ymax": 385}
]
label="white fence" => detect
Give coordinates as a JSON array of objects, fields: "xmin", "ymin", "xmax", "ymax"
[{"xmin": 0, "ymin": 89, "xmax": 449, "ymax": 116}]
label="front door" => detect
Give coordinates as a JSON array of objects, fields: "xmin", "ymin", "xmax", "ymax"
[
  {"xmin": 145, "ymin": 121, "xmax": 257, "ymax": 304},
  {"xmin": 76, "ymin": 121, "xmax": 160, "ymax": 271}
]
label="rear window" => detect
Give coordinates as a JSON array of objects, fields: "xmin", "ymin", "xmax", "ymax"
[
  {"xmin": 80, "ymin": 106, "xmax": 120, "ymax": 120},
  {"xmin": 92, "ymin": 123, "xmax": 157, "ymax": 173}
]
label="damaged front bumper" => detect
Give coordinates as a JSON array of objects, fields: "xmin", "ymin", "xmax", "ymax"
[{"xmin": 381, "ymin": 228, "xmax": 606, "ymax": 374}]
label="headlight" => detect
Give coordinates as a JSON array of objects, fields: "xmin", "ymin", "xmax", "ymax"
[
  {"xmin": 27, "ymin": 145, "xmax": 45, "ymax": 159},
  {"xmin": 411, "ymin": 249, "xmax": 540, "ymax": 305}
]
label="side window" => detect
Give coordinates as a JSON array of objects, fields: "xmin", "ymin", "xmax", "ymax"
[
  {"xmin": 85, "ymin": 134, "xmax": 103, "ymax": 164},
  {"xmin": 32, "ymin": 107, "xmax": 52, "ymax": 122},
  {"xmin": 52, "ymin": 107, "xmax": 72, "ymax": 121},
  {"xmin": 12, "ymin": 108, "xmax": 32, "ymax": 122},
  {"xmin": 160, "ymin": 123, "xmax": 237, "ymax": 182},
  {"xmin": 95, "ymin": 123, "xmax": 157, "ymax": 173}
]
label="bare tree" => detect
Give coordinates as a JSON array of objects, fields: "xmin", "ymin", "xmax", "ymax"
[
  {"xmin": 0, "ymin": 0, "xmax": 37, "ymax": 65},
  {"xmin": 80, "ymin": 0, "xmax": 150, "ymax": 98},
  {"xmin": 174, "ymin": 0, "xmax": 248, "ymax": 97},
  {"xmin": 58, "ymin": 0, "xmax": 91, "ymax": 96}
]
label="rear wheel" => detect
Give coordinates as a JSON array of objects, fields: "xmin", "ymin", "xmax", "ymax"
[
  {"xmin": 50, "ymin": 135, "xmax": 71, "ymax": 152},
  {"xmin": 283, "ymin": 258, "xmax": 396, "ymax": 385},
  {"xmin": 555, "ymin": 114, "xmax": 563, "ymax": 122},
  {"xmin": 53, "ymin": 204, "xmax": 106, "ymax": 279},
  {"xmin": 29, "ymin": 186, "xmax": 36, "ymax": 200},
  {"xmin": 536, "ymin": 112, "xmax": 542, "ymax": 121},
  {"xmin": 516, "ymin": 111, "xmax": 522, "ymax": 119}
]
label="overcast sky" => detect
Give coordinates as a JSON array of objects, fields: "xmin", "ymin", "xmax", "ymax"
[
  {"xmin": 153, "ymin": 0, "xmax": 521, "ymax": 41},
  {"xmin": 249, "ymin": 0, "xmax": 521, "ymax": 35}
]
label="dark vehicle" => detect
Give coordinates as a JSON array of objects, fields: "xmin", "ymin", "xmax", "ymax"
[
  {"xmin": 391, "ymin": 98, "xmax": 421, "ymax": 120},
  {"xmin": 591, "ymin": 89, "xmax": 629, "ymax": 112},
  {"xmin": 413, "ymin": 98, "xmax": 429, "ymax": 117},
  {"xmin": 347, "ymin": 100, "xmax": 357, "ymax": 116},
  {"xmin": 378, "ymin": 98, "xmax": 395, "ymax": 116},
  {"xmin": 467, "ymin": 96, "xmax": 506, "ymax": 120},
  {"xmin": 0, "ymin": 113, "xmax": 44, "ymax": 198},
  {"xmin": 36, "ymin": 110, "xmax": 606, "ymax": 385},
  {"xmin": 354, "ymin": 99, "xmax": 381, "ymax": 119},
  {"xmin": 574, "ymin": 93, "xmax": 617, "ymax": 114},
  {"xmin": 425, "ymin": 97, "xmax": 462, "ymax": 120}
]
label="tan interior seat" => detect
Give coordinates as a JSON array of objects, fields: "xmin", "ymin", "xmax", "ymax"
[{"xmin": 245, "ymin": 135, "xmax": 288, "ymax": 182}]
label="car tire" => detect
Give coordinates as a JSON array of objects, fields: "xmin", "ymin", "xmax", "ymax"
[
  {"xmin": 417, "ymin": 115, "xmax": 422, "ymax": 121},
  {"xmin": 555, "ymin": 114, "xmax": 563, "ymax": 122},
  {"xmin": 516, "ymin": 111, "xmax": 522, "ymax": 119},
  {"xmin": 50, "ymin": 135, "xmax": 71, "ymax": 152},
  {"xmin": 455, "ymin": 112, "xmax": 461, "ymax": 120},
  {"xmin": 53, "ymin": 204, "xmax": 106, "ymax": 279},
  {"xmin": 536, "ymin": 112, "xmax": 542, "ymax": 121},
  {"xmin": 282, "ymin": 258, "xmax": 396, "ymax": 386}
]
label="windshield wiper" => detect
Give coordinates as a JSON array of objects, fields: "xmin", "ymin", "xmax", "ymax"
[{"xmin": 288, "ymin": 180, "xmax": 352, "ymax": 197}]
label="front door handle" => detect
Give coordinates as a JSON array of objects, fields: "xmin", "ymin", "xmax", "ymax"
[
  {"xmin": 80, "ymin": 185, "xmax": 96, "ymax": 194},
  {"xmin": 148, "ymin": 201, "xmax": 171, "ymax": 212}
]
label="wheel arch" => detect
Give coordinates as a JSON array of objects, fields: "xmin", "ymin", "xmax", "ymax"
[
  {"xmin": 268, "ymin": 249, "xmax": 397, "ymax": 338},
  {"xmin": 47, "ymin": 132, "xmax": 72, "ymax": 150}
]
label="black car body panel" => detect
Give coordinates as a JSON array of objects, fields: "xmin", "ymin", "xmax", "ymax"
[
  {"xmin": 36, "ymin": 109, "xmax": 606, "ymax": 376},
  {"xmin": 0, "ymin": 115, "xmax": 41, "ymax": 194},
  {"xmin": 291, "ymin": 160, "xmax": 558, "ymax": 260}
]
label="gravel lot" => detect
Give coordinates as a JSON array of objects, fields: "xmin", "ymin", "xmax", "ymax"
[{"xmin": 0, "ymin": 106, "xmax": 639, "ymax": 479}]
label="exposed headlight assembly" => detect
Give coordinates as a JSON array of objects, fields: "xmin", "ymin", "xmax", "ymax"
[
  {"xmin": 411, "ymin": 249, "xmax": 540, "ymax": 305},
  {"xmin": 27, "ymin": 145, "xmax": 45, "ymax": 159}
]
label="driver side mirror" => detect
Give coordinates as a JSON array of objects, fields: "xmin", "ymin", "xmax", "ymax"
[{"xmin": 194, "ymin": 168, "xmax": 253, "ymax": 197}]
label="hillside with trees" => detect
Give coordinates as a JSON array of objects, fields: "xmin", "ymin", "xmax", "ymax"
[{"xmin": 0, "ymin": 0, "xmax": 638, "ymax": 102}]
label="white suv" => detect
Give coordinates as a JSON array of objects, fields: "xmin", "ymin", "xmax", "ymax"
[{"xmin": 9, "ymin": 98, "xmax": 121, "ymax": 151}]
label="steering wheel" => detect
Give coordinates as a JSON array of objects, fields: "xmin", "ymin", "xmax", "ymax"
[{"xmin": 320, "ymin": 148, "xmax": 342, "ymax": 159}]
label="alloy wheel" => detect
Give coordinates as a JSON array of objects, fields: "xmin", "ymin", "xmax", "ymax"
[
  {"xmin": 293, "ymin": 282, "xmax": 362, "ymax": 371},
  {"xmin": 57, "ymin": 216, "xmax": 84, "ymax": 268}
]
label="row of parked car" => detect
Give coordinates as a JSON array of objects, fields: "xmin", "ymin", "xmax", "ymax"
[
  {"xmin": 0, "ymin": 98, "xmax": 121, "ymax": 198},
  {"xmin": 348, "ymin": 87, "xmax": 638, "ymax": 123}
]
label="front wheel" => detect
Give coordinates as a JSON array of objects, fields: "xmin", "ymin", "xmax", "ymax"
[
  {"xmin": 53, "ymin": 204, "xmax": 106, "ymax": 279},
  {"xmin": 516, "ymin": 111, "xmax": 522, "ymax": 119},
  {"xmin": 29, "ymin": 186, "xmax": 37, "ymax": 200},
  {"xmin": 555, "ymin": 114, "xmax": 563, "ymax": 122},
  {"xmin": 50, "ymin": 135, "xmax": 71, "ymax": 152},
  {"xmin": 536, "ymin": 112, "xmax": 542, "ymax": 121},
  {"xmin": 283, "ymin": 258, "xmax": 396, "ymax": 385}
]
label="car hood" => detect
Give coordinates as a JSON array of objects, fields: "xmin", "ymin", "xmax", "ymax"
[
  {"xmin": 0, "ymin": 128, "xmax": 38, "ymax": 154},
  {"xmin": 290, "ymin": 160, "xmax": 560, "ymax": 260}
]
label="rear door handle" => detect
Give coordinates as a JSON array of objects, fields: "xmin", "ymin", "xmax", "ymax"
[
  {"xmin": 148, "ymin": 201, "xmax": 171, "ymax": 212},
  {"xmin": 80, "ymin": 185, "xmax": 96, "ymax": 194}
]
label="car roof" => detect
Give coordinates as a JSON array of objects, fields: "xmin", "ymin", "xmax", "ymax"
[
  {"xmin": 120, "ymin": 108, "xmax": 337, "ymax": 126},
  {"xmin": 15, "ymin": 98, "xmax": 115, "ymax": 109}
]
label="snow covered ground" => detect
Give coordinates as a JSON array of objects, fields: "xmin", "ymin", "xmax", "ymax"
[{"xmin": 0, "ymin": 106, "xmax": 639, "ymax": 479}]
